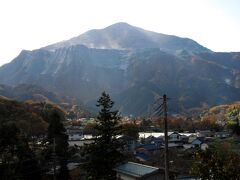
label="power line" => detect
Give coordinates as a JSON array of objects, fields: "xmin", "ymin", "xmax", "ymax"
[
  {"xmin": 163, "ymin": 94, "xmax": 169, "ymax": 180},
  {"xmin": 149, "ymin": 94, "xmax": 170, "ymax": 180},
  {"xmin": 150, "ymin": 98, "xmax": 164, "ymax": 118}
]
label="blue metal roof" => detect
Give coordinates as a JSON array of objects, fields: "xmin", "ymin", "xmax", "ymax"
[
  {"xmin": 113, "ymin": 162, "xmax": 159, "ymax": 177},
  {"xmin": 135, "ymin": 152, "xmax": 151, "ymax": 161},
  {"xmin": 137, "ymin": 143, "xmax": 161, "ymax": 151}
]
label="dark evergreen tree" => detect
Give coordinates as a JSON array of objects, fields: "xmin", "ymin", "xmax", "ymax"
[
  {"xmin": 0, "ymin": 123, "xmax": 42, "ymax": 180},
  {"xmin": 0, "ymin": 123, "xmax": 19, "ymax": 180},
  {"xmin": 83, "ymin": 92, "xmax": 124, "ymax": 180},
  {"xmin": 47, "ymin": 111, "xmax": 69, "ymax": 180}
]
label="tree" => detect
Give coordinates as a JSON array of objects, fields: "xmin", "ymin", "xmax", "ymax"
[
  {"xmin": 0, "ymin": 123, "xmax": 42, "ymax": 180},
  {"xmin": 15, "ymin": 136, "xmax": 42, "ymax": 180},
  {"xmin": 225, "ymin": 107, "xmax": 240, "ymax": 135},
  {"xmin": 190, "ymin": 141, "xmax": 240, "ymax": 179},
  {"xmin": 122, "ymin": 123, "xmax": 139, "ymax": 140},
  {"xmin": 46, "ymin": 111, "xmax": 69, "ymax": 180},
  {"xmin": 139, "ymin": 118, "xmax": 152, "ymax": 131},
  {"xmin": 83, "ymin": 92, "xmax": 124, "ymax": 180},
  {"xmin": 0, "ymin": 123, "xmax": 19, "ymax": 179}
]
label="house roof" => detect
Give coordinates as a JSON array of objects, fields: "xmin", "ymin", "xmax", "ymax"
[
  {"xmin": 137, "ymin": 144, "xmax": 161, "ymax": 151},
  {"xmin": 168, "ymin": 132, "xmax": 181, "ymax": 136},
  {"xmin": 119, "ymin": 135, "xmax": 136, "ymax": 141},
  {"xmin": 135, "ymin": 152, "xmax": 151, "ymax": 161},
  {"xmin": 191, "ymin": 138, "xmax": 202, "ymax": 144},
  {"xmin": 113, "ymin": 162, "xmax": 159, "ymax": 178}
]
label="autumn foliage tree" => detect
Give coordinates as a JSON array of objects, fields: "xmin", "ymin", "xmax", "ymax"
[
  {"xmin": 190, "ymin": 141, "xmax": 240, "ymax": 179},
  {"xmin": 225, "ymin": 107, "xmax": 240, "ymax": 135}
]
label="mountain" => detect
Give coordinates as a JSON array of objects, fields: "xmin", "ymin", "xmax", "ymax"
[
  {"xmin": 0, "ymin": 46, "xmax": 129, "ymax": 101},
  {"xmin": 0, "ymin": 84, "xmax": 64, "ymax": 103},
  {"xmin": 0, "ymin": 22, "xmax": 239, "ymax": 116},
  {"xmin": 44, "ymin": 22, "xmax": 210, "ymax": 54},
  {"xmin": 0, "ymin": 84, "xmax": 93, "ymax": 118}
]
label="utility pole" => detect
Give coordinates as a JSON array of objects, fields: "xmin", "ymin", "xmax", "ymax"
[
  {"xmin": 150, "ymin": 94, "xmax": 169, "ymax": 180},
  {"xmin": 163, "ymin": 94, "xmax": 169, "ymax": 180},
  {"xmin": 53, "ymin": 138, "xmax": 56, "ymax": 180}
]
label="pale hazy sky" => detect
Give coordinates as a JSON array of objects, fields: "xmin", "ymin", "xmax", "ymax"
[{"xmin": 0, "ymin": 0, "xmax": 240, "ymax": 66}]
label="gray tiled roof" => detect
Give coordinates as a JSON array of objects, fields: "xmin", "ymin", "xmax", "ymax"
[{"xmin": 113, "ymin": 162, "xmax": 159, "ymax": 177}]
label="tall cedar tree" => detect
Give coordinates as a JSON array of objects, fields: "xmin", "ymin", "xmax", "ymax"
[
  {"xmin": 47, "ymin": 111, "xmax": 69, "ymax": 180},
  {"xmin": 83, "ymin": 92, "xmax": 124, "ymax": 180}
]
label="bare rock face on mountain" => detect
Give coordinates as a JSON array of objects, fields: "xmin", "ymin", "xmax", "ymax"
[{"xmin": 0, "ymin": 23, "xmax": 240, "ymax": 116}]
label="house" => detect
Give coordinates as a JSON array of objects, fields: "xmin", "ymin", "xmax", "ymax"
[
  {"xmin": 196, "ymin": 130, "xmax": 213, "ymax": 137},
  {"xmin": 68, "ymin": 139, "xmax": 94, "ymax": 147},
  {"xmin": 145, "ymin": 135, "xmax": 156, "ymax": 143},
  {"xmin": 190, "ymin": 138, "xmax": 202, "ymax": 148},
  {"xmin": 46, "ymin": 162, "xmax": 80, "ymax": 175},
  {"xmin": 136, "ymin": 144, "xmax": 162, "ymax": 156},
  {"xmin": 67, "ymin": 126, "xmax": 84, "ymax": 141},
  {"xmin": 183, "ymin": 144, "xmax": 193, "ymax": 150},
  {"xmin": 113, "ymin": 162, "xmax": 165, "ymax": 180},
  {"xmin": 200, "ymin": 143, "xmax": 209, "ymax": 150},
  {"xmin": 215, "ymin": 131, "xmax": 230, "ymax": 139},
  {"xmin": 168, "ymin": 132, "xmax": 182, "ymax": 142},
  {"xmin": 151, "ymin": 137, "xmax": 164, "ymax": 146},
  {"xmin": 180, "ymin": 135, "xmax": 189, "ymax": 144},
  {"xmin": 166, "ymin": 132, "xmax": 184, "ymax": 148},
  {"xmin": 135, "ymin": 152, "xmax": 151, "ymax": 162},
  {"xmin": 120, "ymin": 135, "xmax": 138, "ymax": 153},
  {"xmin": 144, "ymin": 136, "xmax": 164, "ymax": 147},
  {"xmin": 188, "ymin": 134, "xmax": 198, "ymax": 143},
  {"xmin": 68, "ymin": 133, "xmax": 83, "ymax": 141},
  {"xmin": 167, "ymin": 143, "xmax": 183, "ymax": 148},
  {"xmin": 189, "ymin": 137, "xmax": 206, "ymax": 148},
  {"xmin": 135, "ymin": 143, "xmax": 163, "ymax": 164}
]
